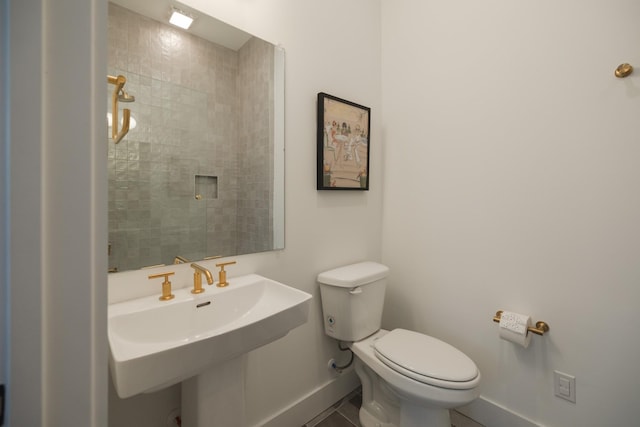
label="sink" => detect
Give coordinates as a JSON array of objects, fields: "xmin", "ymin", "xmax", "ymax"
[{"xmin": 108, "ymin": 274, "xmax": 312, "ymax": 398}]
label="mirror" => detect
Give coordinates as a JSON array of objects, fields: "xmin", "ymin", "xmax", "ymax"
[{"xmin": 107, "ymin": 0, "xmax": 284, "ymax": 272}]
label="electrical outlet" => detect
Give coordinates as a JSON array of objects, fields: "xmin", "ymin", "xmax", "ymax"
[{"xmin": 554, "ymin": 371, "xmax": 576, "ymax": 403}]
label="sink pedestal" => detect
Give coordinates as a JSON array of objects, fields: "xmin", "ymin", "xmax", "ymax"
[{"xmin": 182, "ymin": 356, "xmax": 246, "ymax": 427}]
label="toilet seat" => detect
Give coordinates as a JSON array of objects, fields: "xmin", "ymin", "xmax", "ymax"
[{"xmin": 373, "ymin": 329, "xmax": 479, "ymax": 390}]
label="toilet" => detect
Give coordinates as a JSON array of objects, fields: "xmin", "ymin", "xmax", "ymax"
[{"xmin": 318, "ymin": 261, "xmax": 480, "ymax": 427}]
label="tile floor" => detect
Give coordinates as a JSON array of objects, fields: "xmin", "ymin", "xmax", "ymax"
[{"xmin": 303, "ymin": 388, "xmax": 484, "ymax": 427}]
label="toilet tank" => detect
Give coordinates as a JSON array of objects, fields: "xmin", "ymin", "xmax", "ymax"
[{"xmin": 317, "ymin": 261, "xmax": 389, "ymax": 342}]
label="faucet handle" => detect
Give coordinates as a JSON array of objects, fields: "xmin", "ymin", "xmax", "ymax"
[
  {"xmin": 215, "ymin": 261, "xmax": 236, "ymax": 287},
  {"xmin": 148, "ymin": 272, "xmax": 175, "ymax": 301}
]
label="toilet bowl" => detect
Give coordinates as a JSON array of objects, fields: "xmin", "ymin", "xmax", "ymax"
[
  {"xmin": 318, "ymin": 262, "xmax": 480, "ymax": 427},
  {"xmin": 351, "ymin": 329, "xmax": 480, "ymax": 427}
]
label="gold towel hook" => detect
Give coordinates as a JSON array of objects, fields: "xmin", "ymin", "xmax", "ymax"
[
  {"xmin": 107, "ymin": 74, "xmax": 131, "ymax": 143},
  {"xmin": 615, "ymin": 63, "xmax": 633, "ymax": 78}
]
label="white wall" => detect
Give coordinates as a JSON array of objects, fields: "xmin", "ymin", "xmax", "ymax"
[
  {"xmin": 108, "ymin": 0, "xmax": 382, "ymax": 426},
  {"xmin": 381, "ymin": 1, "xmax": 640, "ymax": 426},
  {"xmin": 0, "ymin": 0, "xmax": 7, "ymax": 402},
  {"xmin": 6, "ymin": 0, "xmax": 108, "ymax": 425}
]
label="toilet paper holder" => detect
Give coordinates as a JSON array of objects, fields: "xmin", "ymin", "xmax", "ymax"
[{"xmin": 492, "ymin": 310, "xmax": 550, "ymax": 336}]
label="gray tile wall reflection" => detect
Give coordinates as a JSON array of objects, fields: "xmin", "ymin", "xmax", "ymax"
[
  {"xmin": 237, "ymin": 36, "xmax": 275, "ymax": 254},
  {"xmin": 108, "ymin": 3, "xmax": 274, "ymax": 271}
]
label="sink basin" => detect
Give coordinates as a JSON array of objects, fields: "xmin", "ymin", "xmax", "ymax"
[{"xmin": 108, "ymin": 274, "xmax": 312, "ymax": 398}]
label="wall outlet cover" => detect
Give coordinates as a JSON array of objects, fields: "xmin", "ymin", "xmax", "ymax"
[{"xmin": 554, "ymin": 370, "xmax": 576, "ymax": 403}]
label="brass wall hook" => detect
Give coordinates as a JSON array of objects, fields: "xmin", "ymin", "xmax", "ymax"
[
  {"xmin": 615, "ymin": 63, "xmax": 633, "ymax": 78},
  {"xmin": 107, "ymin": 74, "xmax": 133, "ymax": 143}
]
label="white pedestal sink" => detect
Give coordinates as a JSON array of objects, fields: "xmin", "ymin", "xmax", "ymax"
[{"xmin": 108, "ymin": 274, "xmax": 312, "ymax": 425}]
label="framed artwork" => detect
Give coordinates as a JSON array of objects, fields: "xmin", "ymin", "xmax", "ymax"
[{"xmin": 317, "ymin": 92, "xmax": 371, "ymax": 190}]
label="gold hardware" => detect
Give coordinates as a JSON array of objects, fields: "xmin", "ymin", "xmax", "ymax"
[
  {"xmin": 195, "ymin": 194, "xmax": 203, "ymax": 200},
  {"xmin": 615, "ymin": 63, "xmax": 633, "ymax": 78},
  {"xmin": 493, "ymin": 310, "xmax": 549, "ymax": 336},
  {"xmin": 148, "ymin": 272, "xmax": 175, "ymax": 301},
  {"xmin": 190, "ymin": 263, "xmax": 214, "ymax": 294},
  {"xmin": 174, "ymin": 256, "xmax": 190, "ymax": 264},
  {"xmin": 204, "ymin": 255, "xmax": 223, "ymax": 260},
  {"xmin": 215, "ymin": 261, "xmax": 236, "ymax": 287},
  {"xmin": 107, "ymin": 74, "xmax": 133, "ymax": 143},
  {"xmin": 108, "ymin": 267, "xmax": 118, "ymax": 273},
  {"xmin": 142, "ymin": 263, "xmax": 166, "ymax": 269}
]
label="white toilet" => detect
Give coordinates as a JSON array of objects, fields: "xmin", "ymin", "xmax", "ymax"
[{"xmin": 318, "ymin": 261, "xmax": 481, "ymax": 427}]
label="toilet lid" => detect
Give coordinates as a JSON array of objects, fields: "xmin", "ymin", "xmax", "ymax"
[{"xmin": 373, "ymin": 329, "xmax": 478, "ymax": 387}]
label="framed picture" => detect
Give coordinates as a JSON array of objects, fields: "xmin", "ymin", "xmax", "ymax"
[{"xmin": 317, "ymin": 92, "xmax": 371, "ymax": 190}]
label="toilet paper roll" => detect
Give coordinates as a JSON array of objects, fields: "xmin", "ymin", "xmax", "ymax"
[{"xmin": 499, "ymin": 311, "xmax": 532, "ymax": 348}]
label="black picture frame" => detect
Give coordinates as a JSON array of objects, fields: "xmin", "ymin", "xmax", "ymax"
[{"xmin": 317, "ymin": 92, "xmax": 371, "ymax": 190}]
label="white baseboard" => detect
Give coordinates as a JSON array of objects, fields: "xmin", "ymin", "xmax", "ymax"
[
  {"xmin": 248, "ymin": 377, "xmax": 541, "ymax": 427},
  {"xmin": 250, "ymin": 372, "xmax": 360, "ymax": 427},
  {"xmin": 457, "ymin": 395, "xmax": 542, "ymax": 427}
]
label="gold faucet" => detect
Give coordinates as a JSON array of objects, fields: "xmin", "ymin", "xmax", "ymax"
[
  {"xmin": 174, "ymin": 255, "xmax": 190, "ymax": 264},
  {"xmin": 215, "ymin": 261, "xmax": 236, "ymax": 287},
  {"xmin": 148, "ymin": 272, "xmax": 175, "ymax": 301},
  {"xmin": 190, "ymin": 263, "xmax": 214, "ymax": 294}
]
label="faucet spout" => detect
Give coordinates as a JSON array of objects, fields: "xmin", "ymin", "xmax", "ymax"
[
  {"xmin": 190, "ymin": 263, "xmax": 213, "ymax": 295},
  {"xmin": 191, "ymin": 263, "xmax": 214, "ymax": 285}
]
